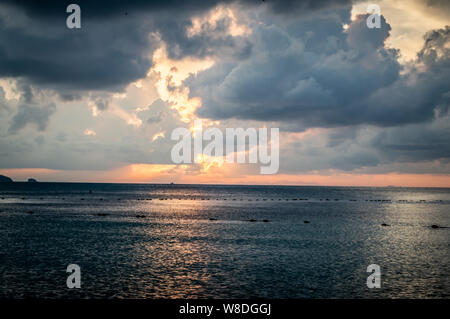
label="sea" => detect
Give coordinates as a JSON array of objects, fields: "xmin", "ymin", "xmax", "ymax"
[{"xmin": 0, "ymin": 183, "xmax": 449, "ymax": 298}]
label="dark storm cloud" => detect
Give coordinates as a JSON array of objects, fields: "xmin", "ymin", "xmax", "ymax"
[
  {"xmin": 0, "ymin": 10, "xmax": 155, "ymax": 92},
  {"xmin": 192, "ymin": 14, "xmax": 449, "ymax": 129},
  {"xmin": 192, "ymin": 13, "xmax": 399, "ymax": 125},
  {"xmin": 0, "ymin": 0, "xmax": 353, "ymax": 95},
  {"xmin": 1, "ymin": 0, "xmax": 354, "ymax": 18}
]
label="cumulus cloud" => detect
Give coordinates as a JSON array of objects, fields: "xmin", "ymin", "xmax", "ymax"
[{"xmin": 191, "ymin": 14, "xmax": 449, "ymax": 130}]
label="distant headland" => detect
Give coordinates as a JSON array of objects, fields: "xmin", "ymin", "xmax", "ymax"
[
  {"xmin": 0, "ymin": 175, "xmax": 39, "ymax": 182},
  {"xmin": 0, "ymin": 175, "xmax": 13, "ymax": 182}
]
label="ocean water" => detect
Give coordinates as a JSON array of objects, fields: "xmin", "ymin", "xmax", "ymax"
[{"xmin": 0, "ymin": 183, "xmax": 449, "ymax": 299}]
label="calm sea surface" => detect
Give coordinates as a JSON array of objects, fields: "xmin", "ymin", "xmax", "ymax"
[{"xmin": 0, "ymin": 183, "xmax": 449, "ymax": 298}]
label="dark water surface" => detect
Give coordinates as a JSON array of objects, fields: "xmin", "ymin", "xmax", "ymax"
[{"xmin": 0, "ymin": 183, "xmax": 449, "ymax": 298}]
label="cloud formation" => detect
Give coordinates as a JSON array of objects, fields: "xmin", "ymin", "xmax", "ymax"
[
  {"xmin": 192, "ymin": 13, "xmax": 449, "ymax": 130},
  {"xmin": 0, "ymin": 0, "xmax": 449, "ymax": 181},
  {"xmin": 0, "ymin": 0, "xmax": 353, "ymax": 96}
]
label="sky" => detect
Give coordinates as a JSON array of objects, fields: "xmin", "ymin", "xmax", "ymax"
[{"xmin": 0, "ymin": 0, "xmax": 449, "ymax": 186}]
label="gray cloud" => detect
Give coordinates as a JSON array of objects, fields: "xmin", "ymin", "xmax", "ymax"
[
  {"xmin": 8, "ymin": 103, "xmax": 56, "ymax": 133},
  {"xmin": 191, "ymin": 13, "xmax": 399, "ymax": 125},
  {"xmin": 191, "ymin": 14, "xmax": 449, "ymax": 130},
  {"xmin": 0, "ymin": 0, "xmax": 354, "ymax": 95},
  {"xmin": 278, "ymin": 112, "xmax": 450, "ymax": 175}
]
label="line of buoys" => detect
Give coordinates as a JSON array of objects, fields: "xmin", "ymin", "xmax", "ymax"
[{"xmin": 53, "ymin": 197, "xmax": 442, "ymax": 203}]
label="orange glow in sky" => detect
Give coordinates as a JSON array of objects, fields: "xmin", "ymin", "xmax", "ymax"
[{"xmin": 1, "ymin": 166, "xmax": 449, "ymax": 187}]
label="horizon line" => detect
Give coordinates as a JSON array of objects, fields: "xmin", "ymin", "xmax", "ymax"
[{"xmin": 3, "ymin": 180, "xmax": 450, "ymax": 189}]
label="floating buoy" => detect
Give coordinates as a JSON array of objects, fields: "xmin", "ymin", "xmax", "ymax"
[
  {"xmin": 303, "ymin": 220, "xmax": 310, "ymax": 224},
  {"xmin": 248, "ymin": 219, "xmax": 257, "ymax": 222},
  {"xmin": 95, "ymin": 213, "xmax": 108, "ymax": 217},
  {"xmin": 209, "ymin": 218, "xmax": 217, "ymax": 221},
  {"xmin": 381, "ymin": 223, "xmax": 390, "ymax": 227},
  {"xmin": 263, "ymin": 219, "xmax": 269, "ymax": 222},
  {"xmin": 26, "ymin": 211, "xmax": 34, "ymax": 215}
]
